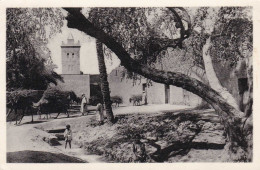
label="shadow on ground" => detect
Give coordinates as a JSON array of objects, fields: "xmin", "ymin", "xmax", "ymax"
[
  {"xmin": 22, "ymin": 121, "xmax": 47, "ymax": 125},
  {"xmin": 7, "ymin": 150, "xmax": 87, "ymax": 163}
]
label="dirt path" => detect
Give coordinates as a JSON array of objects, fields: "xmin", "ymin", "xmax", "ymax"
[
  {"xmin": 53, "ymin": 142, "xmax": 105, "ymax": 163},
  {"xmin": 6, "ymin": 113, "xmax": 105, "ymax": 163},
  {"xmin": 7, "ymin": 104, "xmax": 192, "ymax": 163}
]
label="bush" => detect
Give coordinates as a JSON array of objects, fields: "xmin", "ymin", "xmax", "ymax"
[{"xmin": 41, "ymin": 88, "xmax": 70, "ymax": 100}]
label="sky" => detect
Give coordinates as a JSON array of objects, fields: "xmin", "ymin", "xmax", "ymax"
[{"xmin": 47, "ymin": 19, "xmax": 120, "ymax": 75}]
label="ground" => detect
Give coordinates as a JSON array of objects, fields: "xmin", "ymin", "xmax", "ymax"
[{"xmin": 6, "ymin": 104, "xmax": 229, "ymax": 163}]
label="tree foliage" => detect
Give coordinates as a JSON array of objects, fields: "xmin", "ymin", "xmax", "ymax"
[
  {"xmin": 211, "ymin": 7, "xmax": 252, "ymax": 67},
  {"xmin": 189, "ymin": 7, "xmax": 252, "ymax": 68},
  {"xmin": 6, "ymin": 8, "xmax": 64, "ymax": 90},
  {"xmin": 87, "ymin": 7, "xmax": 191, "ymax": 83}
]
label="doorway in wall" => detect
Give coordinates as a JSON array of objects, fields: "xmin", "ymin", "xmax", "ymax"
[
  {"xmin": 165, "ymin": 84, "xmax": 170, "ymax": 104},
  {"xmin": 142, "ymin": 83, "xmax": 147, "ymax": 105}
]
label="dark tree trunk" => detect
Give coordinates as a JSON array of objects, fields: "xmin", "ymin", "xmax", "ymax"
[
  {"xmin": 64, "ymin": 8, "xmax": 252, "ymax": 161},
  {"xmin": 96, "ymin": 40, "xmax": 114, "ymax": 123}
]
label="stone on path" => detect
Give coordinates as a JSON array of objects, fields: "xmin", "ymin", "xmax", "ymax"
[
  {"xmin": 42, "ymin": 136, "xmax": 61, "ymax": 146},
  {"xmin": 192, "ymin": 122, "xmax": 226, "ymax": 149},
  {"xmin": 48, "ymin": 136, "xmax": 61, "ymax": 146}
]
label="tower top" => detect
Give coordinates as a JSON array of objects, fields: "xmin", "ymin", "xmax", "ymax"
[
  {"xmin": 68, "ymin": 33, "xmax": 74, "ymax": 40},
  {"xmin": 61, "ymin": 33, "xmax": 80, "ymax": 47}
]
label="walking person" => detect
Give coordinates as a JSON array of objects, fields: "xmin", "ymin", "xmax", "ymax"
[
  {"xmin": 64, "ymin": 124, "xmax": 72, "ymax": 149},
  {"xmin": 96, "ymin": 102, "xmax": 104, "ymax": 125},
  {"xmin": 81, "ymin": 94, "xmax": 87, "ymax": 116}
]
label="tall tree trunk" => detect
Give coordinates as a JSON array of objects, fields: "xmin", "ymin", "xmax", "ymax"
[
  {"xmin": 64, "ymin": 8, "xmax": 251, "ymax": 161},
  {"xmin": 202, "ymin": 38, "xmax": 252, "ymax": 161},
  {"xmin": 202, "ymin": 37, "xmax": 240, "ymax": 111},
  {"xmin": 96, "ymin": 40, "xmax": 114, "ymax": 123}
]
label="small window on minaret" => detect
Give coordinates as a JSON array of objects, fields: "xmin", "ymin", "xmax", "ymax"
[
  {"xmin": 67, "ymin": 53, "xmax": 69, "ymax": 58},
  {"xmin": 72, "ymin": 53, "xmax": 74, "ymax": 58}
]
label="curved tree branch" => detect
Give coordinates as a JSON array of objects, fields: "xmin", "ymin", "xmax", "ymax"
[
  {"xmin": 63, "ymin": 8, "xmax": 243, "ymax": 119},
  {"xmin": 167, "ymin": 7, "xmax": 191, "ymax": 39},
  {"xmin": 167, "ymin": 7, "xmax": 186, "ymax": 39},
  {"xmin": 138, "ymin": 7, "xmax": 192, "ymax": 57}
]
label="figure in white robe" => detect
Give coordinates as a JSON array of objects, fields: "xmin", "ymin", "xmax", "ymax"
[
  {"xmin": 81, "ymin": 94, "xmax": 87, "ymax": 115},
  {"xmin": 96, "ymin": 103, "xmax": 104, "ymax": 124}
]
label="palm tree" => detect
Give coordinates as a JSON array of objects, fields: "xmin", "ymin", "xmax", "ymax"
[{"xmin": 96, "ymin": 40, "xmax": 115, "ymax": 123}]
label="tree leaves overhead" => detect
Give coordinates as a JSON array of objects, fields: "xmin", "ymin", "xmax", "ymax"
[
  {"xmin": 6, "ymin": 8, "xmax": 64, "ymax": 90},
  {"xmin": 88, "ymin": 7, "xmax": 190, "ymax": 65},
  {"xmin": 87, "ymin": 7, "xmax": 192, "ymax": 83},
  {"xmin": 185, "ymin": 7, "xmax": 252, "ymax": 69},
  {"xmin": 211, "ymin": 7, "xmax": 252, "ymax": 67}
]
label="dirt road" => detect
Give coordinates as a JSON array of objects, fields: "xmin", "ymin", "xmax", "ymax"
[{"xmin": 7, "ymin": 104, "xmax": 192, "ymax": 163}]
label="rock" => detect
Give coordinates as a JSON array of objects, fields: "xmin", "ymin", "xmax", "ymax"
[
  {"xmin": 196, "ymin": 120, "xmax": 206, "ymax": 128},
  {"xmin": 145, "ymin": 144, "xmax": 158, "ymax": 154},
  {"xmin": 145, "ymin": 132, "xmax": 157, "ymax": 141},
  {"xmin": 214, "ymin": 123, "xmax": 224, "ymax": 130},
  {"xmin": 140, "ymin": 139, "xmax": 148, "ymax": 143},
  {"xmin": 146, "ymin": 136, "xmax": 157, "ymax": 141},
  {"xmin": 55, "ymin": 133, "xmax": 65, "ymax": 140},
  {"xmin": 47, "ymin": 136, "xmax": 61, "ymax": 146},
  {"xmin": 177, "ymin": 121, "xmax": 198, "ymax": 136},
  {"xmin": 201, "ymin": 122, "xmax": 224, "ymax": 131},
  {"xmin": 151, "ymin": 121, "xmax": 161, "ymax": 127},
  {"xmin": 192, "ymin": 131, "xmax": 226, "ymax": 144},
  {"xmin": 200, "ymin": 122, "xmax": 225, "ymax": 134},
  {"xmin": 163, "ymin": 119, "xmax": 172, "ymax": 123},
  {"xmin": 201, "ymin": 122, "xmax": 215, "ymax": 131},
  {"xmin": 155, "ymin": 140, "xmax": 168, "ymax": 150},
  {"xmin": 192, "ymin": 126, "xmax": 226, "ymax": 150}
]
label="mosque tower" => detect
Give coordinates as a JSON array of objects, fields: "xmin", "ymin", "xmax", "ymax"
[{"xmin": 61, "ymin": 33, "xmax": 81, "ymax": 74}]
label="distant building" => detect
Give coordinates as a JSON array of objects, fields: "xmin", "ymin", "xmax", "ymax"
[
  {"xmin": 108, "ymin": 55, "xmax": 249, "ymax": 107},
  {"xmin": 55, "ymin": 34, "xmax": 100, "ymax": 100},
  {"xmin": 108, "ymin": 66, "xmax": 202, "ymax": 106}
]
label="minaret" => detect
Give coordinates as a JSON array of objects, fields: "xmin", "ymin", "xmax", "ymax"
[{"xmin": 61, "ymin": 33, "xmax": 81, "ymax": 74}]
